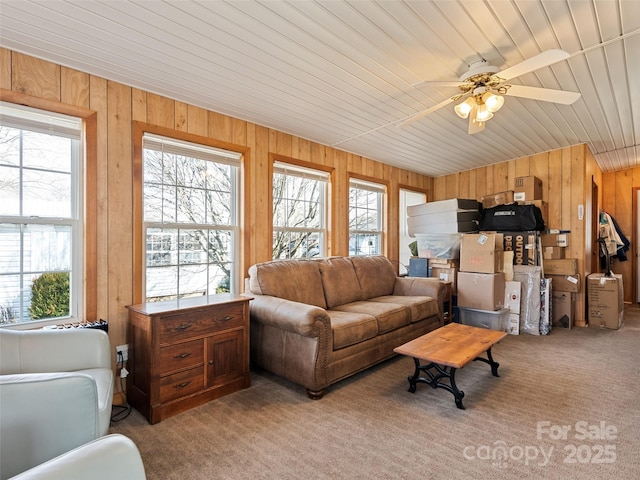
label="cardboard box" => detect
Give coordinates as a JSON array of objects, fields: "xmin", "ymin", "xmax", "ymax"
[
  {"xmin": 544, "ymin": 259, "xmax": 578, "ymax": 275},
  {"xmin": 552, "ymin": 291, "xmax": 575, "ymax": 329},
  {"xmin": 588, "ymin": 273, "xmax": 624, "ymax": 329},
  {"xmin": 507, "ymin": 313, "xmax": 520, "ymax": 335},
  {"xmin": 543, "ymin": 246, "xmax": 565, "ymax": 259},
  {"xmin": 502, "ymin": 231, "xmax": 540, "ymax": 266},
  {"xmin": 431, "ymin": 266, "xmax": 458, "ymax": 294},
  {"xmin": 457, "ymin": 272, "xmax": 505, "ymax": 311},
  {"xmin": 429, "ymin": 258, "xmax": 460, "ymax": 268},
  {"xmin": 514, "ymin": 176, "xmax": 543, "ymax": 201},
  {"xmin": 548, "ymin": 274, "xmax": 581, "ymax": 293},
  {"xmin": 541, "ymin": 233, "xmax": 570, "ymax": 247},
  {"xmin": 504, "ymin": 281, "xmax": 522, "ymax": 314},
  {"xmin": 482, "ymin": 191, "xmax": 514, "ymax": 209},
  {"xmin": 407, "ymin": 199, "xmax": 480, "ymax": 216},
  {"xmin": 460, "ymin": 233, "xmax": 504, "ymax": 273}
]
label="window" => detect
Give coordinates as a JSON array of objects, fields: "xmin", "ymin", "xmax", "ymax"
[
  {"xmin": 142, "ymin": 133, "xmax": 241, "ymax": 302},
  {"xmin": 399, "ymin": 189, "xmax": 427, "ymax": 274},
  {"xmin": 272, "ymin": 162, "xmax": 328, "ymax": 259},
  {"xmin": 349, "ymin": 178, "xmax": 385, "ymax": 256},
  {"xmin": 0, "ymin": 102, "xmax": 83, "ymax": 325}
]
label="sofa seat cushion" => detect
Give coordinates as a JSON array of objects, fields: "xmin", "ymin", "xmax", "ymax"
[
  {"xmin": 318, "ymin": 257, "xmax": 363, "ymax": 308},
  {"xmin": 368, "ymin": 296, "xmax": 438, "ymax": 323},
  {"xmin": 327, "ymin": 311, "xmax": 378, "ymax": 350},
  {"xmin": 333, "ymin": 301, "xmax": 409, "ymax": 334}
]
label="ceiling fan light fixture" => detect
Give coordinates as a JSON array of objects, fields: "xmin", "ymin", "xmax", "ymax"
[
  {"xmin": 482, "ymin": 92, "xmax": 504, "ymax": 113},
  {"xmin": 474, "ymin": 103, "xmax": 493, "ymax": 122},
  {"xmin": 454, "ymin": 97, "xmax": 475, "ymax": 119}
]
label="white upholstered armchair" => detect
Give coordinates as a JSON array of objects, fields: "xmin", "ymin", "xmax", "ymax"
[{"xmin": 0, "ymin": 328, "xmax": 114, "ymax": 479}]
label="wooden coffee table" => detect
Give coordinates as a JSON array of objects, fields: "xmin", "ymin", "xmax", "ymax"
[{"xmin": 394, "ymin": 323, "xmax": 507, "ymax": 409}]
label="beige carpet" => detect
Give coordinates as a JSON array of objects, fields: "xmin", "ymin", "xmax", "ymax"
[{"xmin": 111, "ymin": 308, "xmax": 640, "ymax": 479}]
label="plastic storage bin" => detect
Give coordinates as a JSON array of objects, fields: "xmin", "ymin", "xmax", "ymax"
[
  {"xmin": 458, "ymin": 307, "xmax": 510, "ymax": 331},
  {"xmin": 415, "ymin": 233, "xmax": 462, "ymax": 259}
]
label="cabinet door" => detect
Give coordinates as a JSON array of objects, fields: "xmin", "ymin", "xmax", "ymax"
[{"xmin": 206, "ymin": 329, "xmax": 244, "ymax": 387}]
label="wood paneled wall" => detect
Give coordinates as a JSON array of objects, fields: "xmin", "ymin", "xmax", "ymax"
[
  {"xmin": 0, "ymin": 49, "xmax": 432, "ymax": 396},
  {"xmin": 433, "ymin": 144, "xmax": 605, "ymax": 326}
]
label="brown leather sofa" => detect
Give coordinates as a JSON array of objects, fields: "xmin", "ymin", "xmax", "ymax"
[{"xmin": 247, "ymin": 255, "xmax": 446, "ymax": 399}]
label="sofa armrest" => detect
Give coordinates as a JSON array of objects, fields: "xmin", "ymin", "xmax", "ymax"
[
  {"xmin": 249, "ymin": 295, "xmax": 330, "ymax": 337},
  {"xmin": 0, "ymin": 372, "xmax": 101, "ymax": 479},
  {"xmin": 0, "ymin": 329, "xmax": 111, "ymax": 374},
  {"xmin": 393, "ymin": 277, "xmax": 446, "ymax": 324},
  {"xmin": 9, "ymin": 434, "xmax": 146, "ymax": 480}
]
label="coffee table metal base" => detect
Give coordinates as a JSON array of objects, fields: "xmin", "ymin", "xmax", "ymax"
[{"xmin": 406, "ymin": 347, "xmax": 500, "ymax": 410}]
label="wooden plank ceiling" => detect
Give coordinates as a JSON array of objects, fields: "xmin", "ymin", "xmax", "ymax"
[{"xmin": 1, "ymin": 0, "xmax": 638, "ymax": 177}]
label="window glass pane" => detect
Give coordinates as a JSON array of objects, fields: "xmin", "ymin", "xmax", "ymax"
[
  {"xmin": 176, "ymin": 187, "xmax": 206, "ymax": 224},
  {"xmin": 0, "ymin": 166, "xmax": 19, "ymax": 215},
  {"xmin": 23, "ymin": 170, "xmax": 71, "ymax": 217},
  {"xmin": 22, "ymin": 131, "xmax": 71, "ymax": 171},
  {"xmin": 0, "ymin": 126, "xmax": 20, "ymax": 166},
  {"xmin": 24, "ymin": 224, "xmax": 72, "ymax": 272}
]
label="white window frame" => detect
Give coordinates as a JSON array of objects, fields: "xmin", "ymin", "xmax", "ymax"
[
  {"xmin": 272, "ymin": 161, "xmax": 329, "ymax": 259},
  {"xmin": 141, "ymin": 133, "xmax": 241, "ymax": 301},
  {"xmin": 349, "ymin": 178, "xmax": 386, "ymax": 257},
  {"xmin": 0, "ymin": 102, "xmax": 83, "ymax": 326}
]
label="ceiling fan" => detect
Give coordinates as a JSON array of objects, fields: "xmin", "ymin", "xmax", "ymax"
[{"xmin": 398, "ymin": 49, "xmax": 581, "ymax": 134}]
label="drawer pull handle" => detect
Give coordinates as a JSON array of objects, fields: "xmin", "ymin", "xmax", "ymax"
[
  {"xmin": 220, "ymin": 315, "xmax": 233, "ymax": 321},
  {"xmin": 174, "ymin": 381, "xmax": 191, "ymax": 389},
  {"xmin": 175, "ymin": 323, "xmax": 192, "ymax": 331},
  {"xmin": 174, "ymin": 352, "xmax": 192, "ymax": 359}
]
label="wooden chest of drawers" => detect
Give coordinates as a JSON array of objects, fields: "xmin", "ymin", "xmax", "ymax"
[{"xmin": 126, "ymin": 294, "xmax": 251, "ymax": 424}]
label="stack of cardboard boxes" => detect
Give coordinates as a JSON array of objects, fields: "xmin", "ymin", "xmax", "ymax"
[{"xmin": 456, "ymin": 233, "xmax": 509, "ymax": 331}]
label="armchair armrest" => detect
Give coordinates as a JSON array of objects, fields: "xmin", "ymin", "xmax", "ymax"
[
  {"xmin": 0, "ymin": 329, "xmax": 111, "ymax": 374},
  {"xmin": 9, "ymin": 434, "xmax": 146, "ymax": 480},
  {"xmin": 393, "ymin": 277, "xmax": 447, "ymax": 324},
  {"xmin": 0, "ymin": 372, "xmax": 101, "ymax": 479},
  {"xmin": 249, "ymin": 295, "xmax": 330, "ymax": 337}
]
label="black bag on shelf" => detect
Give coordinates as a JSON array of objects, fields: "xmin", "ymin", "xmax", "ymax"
[{"xmin": 478, "ymin": 203, "xmax": 545, "ymax": 232}]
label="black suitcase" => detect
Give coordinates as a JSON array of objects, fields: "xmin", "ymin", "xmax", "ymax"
[{"xmin": 479, "ymin": 203, "xmax": 545, "ymax": 232}]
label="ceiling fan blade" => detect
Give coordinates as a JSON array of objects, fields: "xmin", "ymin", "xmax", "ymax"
[
  {"xmin": 397, "ymin": 96, "xmax": 459, "ymax": 128},
  {"xmin": 467, "ymin": 115, "xmax": 485, "ymax": 135},
  {"xmin": 504, "ymin": 85, "xmax": 581, "ymax": 104},
  {"xmin": 412, "ymin": 80, "xmax": 469, "ymax": 88},
  {"xmin": 496, "ymin": 49, "xmax": 570, "ymax": 81}
]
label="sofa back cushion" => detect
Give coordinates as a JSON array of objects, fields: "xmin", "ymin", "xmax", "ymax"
[
  {"xmin": 317, "ymin": 257, "xmax": 363, "ymax": 308},
  {"xmin": 350, "ymin": 255, "xmax": 397, "ymax": 299},
  {"xmin": 248, "ymin": 259, "xmax": 327, "ymax": 309}
]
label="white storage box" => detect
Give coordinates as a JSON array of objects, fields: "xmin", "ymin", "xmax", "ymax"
[
  {"xmin": 415, "ymin": 233, "xmax": 462, "ymax": 259},
  {"xmin": 458, "ymin": 307, "xmax": 510, "ymax": 331}
]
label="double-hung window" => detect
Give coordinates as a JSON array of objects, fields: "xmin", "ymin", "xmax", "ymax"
[
  {"xmin": 349, "ymin": 178, "xmax": 386, "ymax": 256},
  {"xmin": 142, "ymin": 133, "xmax": 241, "ymax": 301},
  {"xmin": 0, "ymin": 102, "xmax": 83, "ymax": 325},
  {"xmin": 272, "ymin": 162, "xmax": 328, "ymax": 259}
]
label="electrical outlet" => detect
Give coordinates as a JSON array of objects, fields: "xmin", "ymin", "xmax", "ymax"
[{"xmin": 115, "ymin": 344, "xmax": 129, "ymax": 363}]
